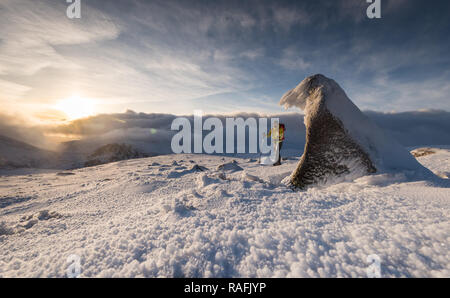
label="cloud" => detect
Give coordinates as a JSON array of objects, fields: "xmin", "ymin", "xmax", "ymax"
[
  {"xmin": 0, "ymin": 0, "xmax": 265, "ymax": 116},
  {"xmin": 240, "ymin": 48, "xmax": 265, "ymax": 60},
  {"xmin": 272, "ymin": 6, "xmax": 311, "ymax": 30},
  {"xmin": 366, "ymin": 110, "xmax": 450, "ymax": 147},
  {"xmin": 0, "ymin": 112, "xmax": 54, "ymax": 149},
  {"xmin": 278, "ymin": 48, "xmax": 311, "ymax": 71},
  {"xmin": 0, "ymin": 79, "xmax": 31, "ymax": 100},
  {"xmin": 0, "ymin": 0, "xmax": 449, "ymax": 118},
  {"xmin": 0, "ymin": 0, "xmax": 119, "ymax": 76},
  {"xmin": 0, "ymin": 0, "xmax": 121, "ymax": 116},
  {"xmin": 2, "ymin": 110, "xmax": 448, "ymax": 159},
  {"xmin": 343, "ymin": 71, "xmax": 450, "ymax": 112}
]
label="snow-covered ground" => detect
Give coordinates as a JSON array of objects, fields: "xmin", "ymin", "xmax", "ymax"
[
  {"xmin": 0, "ymin": 148, "xmax": 449, "ymax": 277},
  {"xmin": 410, "ymin": 146, "xmax": 450, "ymax": 179}
]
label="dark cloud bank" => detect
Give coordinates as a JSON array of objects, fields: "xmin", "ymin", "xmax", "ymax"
[{"xmin": 1, "ymin": 110, "xmax": 449, "ymax": 162}]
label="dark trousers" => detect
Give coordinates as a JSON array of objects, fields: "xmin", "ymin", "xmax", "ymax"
[{"xmin": 275, "ymin": 141, "xmax": 283, "ymax": 165}]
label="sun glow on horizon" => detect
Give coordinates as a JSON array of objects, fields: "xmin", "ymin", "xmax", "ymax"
[{"xmin": 54, "ymin": 95, "xmax": 96, "ymax": 121}]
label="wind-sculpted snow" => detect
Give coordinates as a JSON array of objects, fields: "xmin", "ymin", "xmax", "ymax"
[
  {"xmin": 0, "ymin": 151, "xmax": 449, "ymax": 277},
  {"xmin": 280, "ymin": 74, "xmax": 433, "ymax": 189}
]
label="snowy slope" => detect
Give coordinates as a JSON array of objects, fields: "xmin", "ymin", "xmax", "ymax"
[
  {"xmin": 0, "ymin": 149, "xmax": 449, "ymax": 278},
  {"xmin": 411, "ymin": 146, "xmax": 450, "ymax": 179},
  {"xmin": 0, "ymin": 135, "xmax": 59, "ymax": 169}
]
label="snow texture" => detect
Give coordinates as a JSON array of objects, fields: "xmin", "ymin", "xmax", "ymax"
[{"xmin": 0, "ymin": 149, "xmax": 449, "ymax": 278}]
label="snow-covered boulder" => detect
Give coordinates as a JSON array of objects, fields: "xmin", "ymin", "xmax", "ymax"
[{"xmin": 280, "ymin": 74, "xmax": 432, "ymax": 190}]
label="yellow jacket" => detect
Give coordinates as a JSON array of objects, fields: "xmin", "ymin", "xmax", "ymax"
[{"xmin": 267, "ymin": 124, "xmax": 285, "ymax": 142}]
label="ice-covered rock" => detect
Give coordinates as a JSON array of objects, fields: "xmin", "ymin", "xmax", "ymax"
[{"xmin": 280, "ymin": 74, "xmax": 432, "ymax": 190}]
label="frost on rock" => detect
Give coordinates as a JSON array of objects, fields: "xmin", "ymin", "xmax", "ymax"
[{"xmin": 280, "ymin": 74, "xmax": 432, "ymax": 190}]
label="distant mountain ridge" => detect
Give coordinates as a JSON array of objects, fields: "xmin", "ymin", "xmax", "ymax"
[
  {"xmin": 84, "ymin": 143, "xmax": 148, "ymax": 167},
  {"xmin": 0, "ymin": 135, "xmax": 148, "ymax": 170},
  {"xmin": 0, "ymin": 135, "xmax": 59, "ymax": 169}
]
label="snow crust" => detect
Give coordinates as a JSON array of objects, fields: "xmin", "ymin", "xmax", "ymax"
[
  {"xmin": 0, "ymin": 150, "xmax": 448, "ymax": 278},
  {"xmin": 280, "ymin": 74, "xmax": 432, "ymax": 175}
]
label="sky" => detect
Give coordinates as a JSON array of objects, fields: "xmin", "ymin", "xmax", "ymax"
[{"xmin": 1, "ymin": 0, "xmax": 450, "ymax": 124}]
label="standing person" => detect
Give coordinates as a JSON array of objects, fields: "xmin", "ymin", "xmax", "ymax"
[{"xmin": 267, "ymin": 122, "xmax": 285, "ymax": 166}]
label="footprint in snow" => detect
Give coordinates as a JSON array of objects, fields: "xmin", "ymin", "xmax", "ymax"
[
  {"xmin": 167, "ymin": 164, "xmax": 208, "ymax": 178},
  {"xmin": 217, "ymin": 160, "xmax": 243, "ymax": 172}
]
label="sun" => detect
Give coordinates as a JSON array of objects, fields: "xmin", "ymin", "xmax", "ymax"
[{"xmin": 55, "ymin": 95, "xmax": 96, "ymax": 120}]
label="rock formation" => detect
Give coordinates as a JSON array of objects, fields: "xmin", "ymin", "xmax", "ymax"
[{"xmin": 280, "ymin": 74, "xmax": 431, "ymax": 190}]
